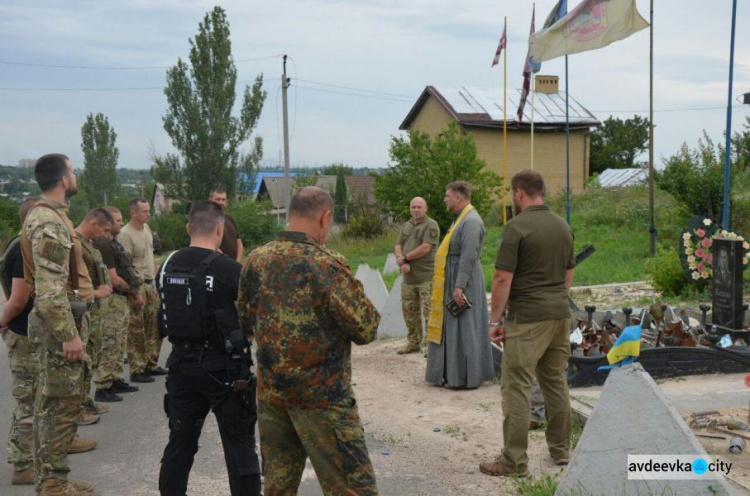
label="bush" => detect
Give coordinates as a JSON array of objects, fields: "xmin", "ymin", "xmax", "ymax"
[
  {"xmin": 645, "ymin": 245, "xmax": 688, "ymax": 296},
  {"xmin": 149, "ymin": 211, "xmax": 189, "ymax": 251},
  {"xmin": 341, "ymin": 206, "xmax": 385, "ymax": 239},
  {"xmin": 227, "ymin": 200, "xmax": 279, "ymax": 251}
]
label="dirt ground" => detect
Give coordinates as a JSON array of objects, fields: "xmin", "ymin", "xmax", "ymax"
[
  {"xmin": 682, "ymin": 407, "xmax": 750, "ymax": 491},
  {"xmin": 352, "ymin": 338, "xmax": 565, "ymax": 495}
]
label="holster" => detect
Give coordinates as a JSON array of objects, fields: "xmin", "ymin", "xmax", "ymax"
[{"xmin": 69, "ymin": 299, "xmax": 87, "ymax": 331}]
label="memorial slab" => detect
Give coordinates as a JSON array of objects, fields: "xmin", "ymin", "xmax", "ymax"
[
  {"xmin": 361, "ymin": 268, "xmax": 388, "ymax": 312},
  {"xmin": 383, "ymin": 253, "xmax": 400, "ymax": 275},
  {"xmin": 556, "ymin": 363, "xmax": 735, "ymax": 496},
  {"xmin": 376, "ymin": 274, "xmax": 409, "ymax": 338},
  {"xmin": 712, "ymin": 238, "xmax": 744, "ymax": 331}
]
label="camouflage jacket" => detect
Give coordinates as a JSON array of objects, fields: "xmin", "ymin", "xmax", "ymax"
[
  {"xmin": 21, "ymin": 196, "xmax": 91, "ymax": 343},
  {"xmin": 239, "ymin": 231, "xmax": 380, "ymax": 407}
]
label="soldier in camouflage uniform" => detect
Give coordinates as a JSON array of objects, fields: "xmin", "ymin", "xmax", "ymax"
[
  {"xmin": 1, "ymin": 197, "xmax": 39, "ymax": 484},
  {"xmin": 75, "ymin": 210, "xmax": 114, "ymax": 409},
  {"xmin": 93, "ymin": 206, "xmax": 141, "ymax": 400},
  {"xmin": 20, "ymin": 154, "xmax": 99, "ymax": 495},
  {"xmin": 394, "ymin": 197, "xmax": 440, "ymax": 354},
  {"xmin": 239, "ymin": 187, "xmax": 380, "ymax": 496},
  {"xmin": 117, "ymin": 198, "xmax": 164, "ymax": 383}
]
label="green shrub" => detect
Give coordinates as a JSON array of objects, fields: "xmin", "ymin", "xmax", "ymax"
[
  {"xmin": 227, "ymin": 200, "xmax": 279, "ymax": 251},
  {"xmin": 645, "ymin": 245, "xmax": 688, "ymax": 296},
  {"xmin": 341, "ymin": 206, "xmax": 385, "ymax": 239},
  {"xmin": 149, "ymin": 211, "xmax": 189, "ymax": 251}
]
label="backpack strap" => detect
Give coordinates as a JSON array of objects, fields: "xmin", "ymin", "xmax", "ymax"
[{"xmin": 30, "ymin": 203, "xmax": 79, "ymax": 291}]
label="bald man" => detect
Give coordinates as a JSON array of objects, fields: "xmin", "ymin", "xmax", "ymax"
[{"xmin": 395, "ymin": 197, "xmax": 440, "ymax": 354}]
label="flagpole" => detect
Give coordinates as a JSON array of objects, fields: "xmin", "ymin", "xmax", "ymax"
[
  {"xmin": 565, "ymin": 55, "xmax": 570, "ymax": 225},
  {"xmin": 721, "ymin": 0, "xmax": 738, "ymax": 229},
  {"xmin": 502, "ymin": 16, "xmax": 508, "ymax": 225},
  {"xmin": 648, "ymin": 0, "xmax": 656, "ymax": 255},
  {"xmin": 531, "ymin": 74, "xmax": 535, "ymax": 169}
]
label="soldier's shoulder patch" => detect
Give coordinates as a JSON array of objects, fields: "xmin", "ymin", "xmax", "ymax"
[
  {"xmin": 43, "ymin": 239, "xmax": 68, "ymax": 265},
  {"xmin": 430, "ymin": 228, "xmax": 438, "ymax": 238}
]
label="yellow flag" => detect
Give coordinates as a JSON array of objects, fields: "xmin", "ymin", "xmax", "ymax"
[{"xmin": 529, "ymin": 0, "xmax": 649, "ymax": 64}]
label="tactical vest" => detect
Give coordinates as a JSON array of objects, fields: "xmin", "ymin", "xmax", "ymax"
[
  {"xmin": 157, "ymin": 250, "xmax": 222, "ymax": 341},
  {"xmin": 113, "ymin": 239, "xmax": 143, "ymax": 290}
]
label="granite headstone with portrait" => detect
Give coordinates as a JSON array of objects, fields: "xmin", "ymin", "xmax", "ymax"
[{"xmin": 711, "ymin": 237, "xmax": 744, "ymax": 331}]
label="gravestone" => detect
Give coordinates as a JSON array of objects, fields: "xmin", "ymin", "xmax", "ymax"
[
  {"xmin": 357, "ymin": 267, "xmax": 388, "ymax": 312},
  {"xmin": 376, "ymin": 274, "xmax": 408, "ymax": 338},
  {"xmin": 383, "ymin": 253, "xmax": 400, "ymax": 275},
  {"xmin": 556, "ymin": 363, "xmax": 734, "ymax": 496},
  {"xmin": 711, "ymin": 238, "xmax": 744, "ymax": 331}
]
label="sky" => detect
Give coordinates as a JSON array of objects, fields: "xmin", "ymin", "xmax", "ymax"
[{"xmin": 0, "ymin": 0, "xmax": 749, "ymax": 171}]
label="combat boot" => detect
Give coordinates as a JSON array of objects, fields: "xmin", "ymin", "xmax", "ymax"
[
  {"xmin": 11, "ymin": 466, "xmax": 34, "ymax": 485},
  {"xmin": 94, "ymin": 388, "xmax": 123, "ymax": 403},
  {"xmin": 39, "ymin": 478, "xmax": 100, "ymax": 495},
  {"xmin": 68, "ymin": 435, "xmax": 97, "ymax": 454},
  {"xmin": 111, "ymin": 379, "xmax": 139, "ymax": 393},
  {"xmin": 75, "ymin": 412, "xmax": 100, "ymax": 426},
  {"xmin": 83, "ymin": 398, "xmax": 109, "ymax": 414},
  {"xmin": 397, "ymin": 344, "xmax": 421, "ymax": 355}
]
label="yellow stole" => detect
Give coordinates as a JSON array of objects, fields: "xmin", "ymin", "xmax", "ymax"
[{"xmin": 425, "ymin": 204, "xmax": 474, "ymax": 345}]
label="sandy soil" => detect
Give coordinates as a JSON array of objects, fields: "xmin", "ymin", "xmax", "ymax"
[
  {"xmin": 682, "ymin": 407, "xmax": 750, "ymax": 491},
  {"xmin": 352, "ymin": 338, "xmax": 565, "ymax": 495}
]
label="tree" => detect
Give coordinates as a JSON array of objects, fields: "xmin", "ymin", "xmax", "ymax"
[
  {"xmin": 374, "ymin": 121, "xmax": 502, "ymax": 233},
  {"xmin": 80, "ymin": 112, "xmax": 119, "ymax": 206},
  {"xmin": 731, "ymin": 116, "xmax": 750, "ymax": 172},
  {"xmin": 334, "ymin": 172, "xmax": 348, "ymax": 223},
  {"xmin": 159, "ymin": 6, "xmax": 266, "ymax": 201},
  {"xmin": 322, "ymin": 163, "xmax": 354, "ymax": 176},
  {"xmin": 589, "ymin": 115, "xmax": 649, "ymax": 175},
  {"xmin": 657, "ymin": 131, "xmax": 725, "ymax": 219}
]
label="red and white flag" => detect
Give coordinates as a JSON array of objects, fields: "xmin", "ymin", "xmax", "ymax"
[{"xmin": 491, "ymin": 23, "xmax": 507, "ymax": 67}]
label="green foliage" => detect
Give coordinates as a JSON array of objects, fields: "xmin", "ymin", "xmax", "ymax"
[
  {"xmin": 150, "ymin": 152, "xmax": 185, "ymax": 199},
  {"xmin": 326, "ymin": 230, "xmax": 398, "ymax": 271},
  {"xmin": 160, "ymin": 6, "xmax": 267, "ymax": 201},
  {"xmin": 374, "ymin": 121, "xmax": 502, "ymax": 234},
  {"xmin": 589, "ymin": 115, "xmax": 649, "ymax": 175},
  {"xmin": 657, "ymin": 131, "xmax": 727, "ymax": 218},
  {"xmin": 334, "ymin": 172, "xmax": 348, "ymax": 223},
  {"xmin": 645, "ymin": 246, "xmax": 689, "ymax": 296},
  {"xmin": 731, "ymin": 116, "xmax": 750, "ymax": 172},
  {"xmin": 227, "ymin": 200, "xmax": 279, "ymax": 251},
  {"xmin": 80, "ymin": 113, "xmax": 119, "ymax": 208},
  {"xmin": 322, "ymin": 163, "xmax": 353, "ymax": 176},
  {"xmin": 0, "ymin": 197, "xmax": 20, "ymax": 246},
  {"xmin": 341, "ymin": 206, "xmax": 385, "ymax": 239},
  {"xmin": 149, "ymin": 211, "xmax": 189, "ymax": 251}
]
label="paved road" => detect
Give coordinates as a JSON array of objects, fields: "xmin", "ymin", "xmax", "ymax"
[{"xmin": 0, "ymin": 339, "xmax": 443, "ymax": 495}]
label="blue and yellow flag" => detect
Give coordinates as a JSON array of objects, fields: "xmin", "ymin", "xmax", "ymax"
[{"xmin": 598, "ymin": 324, "xmax": 641, "ymax": 370}]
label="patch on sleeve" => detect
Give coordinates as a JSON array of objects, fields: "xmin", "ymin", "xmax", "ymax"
[{"xmin": 430, "ymin": 228, "xmax": 438, "ymax": 238}]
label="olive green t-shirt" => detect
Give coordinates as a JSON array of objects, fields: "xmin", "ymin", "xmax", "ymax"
[
  {"xmin": 397, "ymin": 217, "xmax": 440, "ymax": 284},
  {"xmin": 495, "ymin": 205, "xmax": 575, "ymax": 323}
]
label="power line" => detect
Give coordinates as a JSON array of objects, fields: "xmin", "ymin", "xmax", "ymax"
[
  {"xmin": 0, "ymin": 54, "xmax": 283, "ymax": 71},
  {"xmin": 295, "ymin": 78, "xmax": 413, "ymax": 99},
  {"xmin": 294, "ymin": 84, "xmax": 414, "ymax": 103}
]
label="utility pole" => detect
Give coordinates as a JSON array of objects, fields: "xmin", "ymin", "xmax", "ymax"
[
  {"xmin": 648, "ymin": 0, "xmax": 656, "ymax": 256},
  {"xmin": 282, "ymin": 55, "xmax": 291, "ymax": 215}
]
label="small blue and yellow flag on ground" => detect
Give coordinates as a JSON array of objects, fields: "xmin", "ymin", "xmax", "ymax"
[{"xmin": 598, "ymin": 324, "xmax": 641, "ymax": 370}]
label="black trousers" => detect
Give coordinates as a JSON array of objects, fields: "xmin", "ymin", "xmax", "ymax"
[{"xmin": 158, "ymin": 352, "xmax": 261, "ymax": 496}]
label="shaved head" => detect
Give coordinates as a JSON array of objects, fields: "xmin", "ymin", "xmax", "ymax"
[
  {"xmin": 289, "ymin": 187, "xmax": 334, "ymax": 220},
  {"xmin": 409, "ymin": 196, "xmax": 428, "ymax": 223}
]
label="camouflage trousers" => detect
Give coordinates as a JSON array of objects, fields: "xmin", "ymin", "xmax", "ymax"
[
  {"xmin": 401, "ymin": 280, "xmax": 432, "ymax": 348},
  {"xmin": 82, "ymin": 302, "xmax": 103, "ymax": 405},
  {"xmin": 258, "ymin": 397, "xmax": 378, "ymax": 496},
  {"xmin": 2, "ymin": 331, "xmax": 38, "ymax": 472},
  {"xmin": 94, "ymin": 294, "xmax": 129, "ymax": 389},
  {"xmin": 128, "ymin": 284, "xmax": 161, "ymax": 375},
  {"xmin": 28, "ymin": 308, "xmax": 86, "ymax": 485}
]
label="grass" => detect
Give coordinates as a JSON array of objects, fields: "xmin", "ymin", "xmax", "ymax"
[
  {"xmin": 443, "ymin": 424, "xmax": 462, "ymax": 436},
  {"xmin": 571, "ymin": 413, "xmax": 584, "ymax": 450},
  {"xmin": 513, "ymin": 475, "xmax": 559, "ymax": 496}
]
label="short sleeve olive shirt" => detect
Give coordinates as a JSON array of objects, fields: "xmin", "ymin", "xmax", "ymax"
[
  {"xmin": 495, "ymin": 205, "xmax": 575, "ymax": 323},
  {"xmin": 397, "ymin": 217, "xmax": 440, "ymax": 284}
]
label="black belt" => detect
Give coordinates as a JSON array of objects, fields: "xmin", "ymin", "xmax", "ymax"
[{"xmin": 114, "ymin": 289, "xmax": 129, "ymax": 297}]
